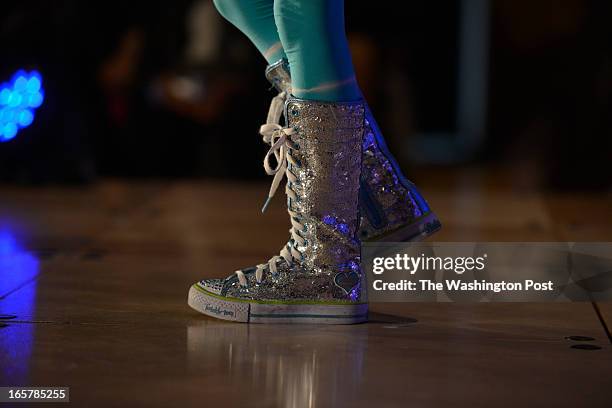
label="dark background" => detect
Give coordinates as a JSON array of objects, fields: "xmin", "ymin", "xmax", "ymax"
[{"xmin": 0, "ymin": 0, "xmax": 610, "ymax": 191}]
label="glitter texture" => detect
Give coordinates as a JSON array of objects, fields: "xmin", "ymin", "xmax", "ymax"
[
  {"xmin": 286, "ymin": 98, "xmax": 363, "ymax": 272},
  {"xmin": 265, "ymin": 60, "xmax": 435, "ymax": 241},
  {"xmin": 358, "ymin": 116, "xmax": 424, "ymax": 239},
  {"xmin": 204, "ymin": 97, "xmax": 367, "ymax": 303}
]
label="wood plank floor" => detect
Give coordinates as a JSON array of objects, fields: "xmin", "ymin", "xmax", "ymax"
[{"xmin": 0, "ymin": 174, "xmax": 611, "ymax": 407}]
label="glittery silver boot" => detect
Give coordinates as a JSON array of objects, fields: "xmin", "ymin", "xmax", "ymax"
[
  {"xmin": 188, "ymin": 97, "xmax": 368, "ymax": 324},
  {"xmin": 265, "ymin": 59, "xmax": 441, "ymax": 242}
]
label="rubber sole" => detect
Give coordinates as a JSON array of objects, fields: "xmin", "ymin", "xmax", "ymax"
[{"xmin": 188, "ymin": 284, "xmax": 368, "ymax": 324}]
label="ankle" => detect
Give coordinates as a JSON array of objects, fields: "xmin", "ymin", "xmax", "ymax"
[{"xmin": 291, "ymin": 77, "xmax": 361, "ymax": 102}]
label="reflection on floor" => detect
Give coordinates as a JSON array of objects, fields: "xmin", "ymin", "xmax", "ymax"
[{"xmin": 0, "ymin": 173, "xmax": 610, "ymax": 407}]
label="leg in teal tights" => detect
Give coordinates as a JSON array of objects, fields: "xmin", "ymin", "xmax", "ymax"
[
  {"xmin": 274, "ymin": 0, "xmax": 360, "ymax": 102},
  {"xmin": 213, "ymin": 0, "xmax": 287, "ymax": 64},
  {"xmin": 214, "ymin": 0, "xmax": 360, "ymax": 102}
]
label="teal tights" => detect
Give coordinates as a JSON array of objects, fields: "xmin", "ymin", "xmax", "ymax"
[{"xmin": 213, "ymin": 0, "xmax": 360, "ymax": 102}]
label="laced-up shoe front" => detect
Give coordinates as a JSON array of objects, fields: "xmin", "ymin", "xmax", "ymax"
[
  {"xmin": 264, "ymin": 60, "xmax": 441, "ymax": 243},
  {"xmin": 188, "ymin": 96, "xmax": 367, "ymax": 324}
]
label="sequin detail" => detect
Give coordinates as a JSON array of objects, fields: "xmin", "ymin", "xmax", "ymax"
[
  {"xmin": 223, "ymin": 97, "xmax": 366, "ymax": 303},
  {"xmin": 359, "ymin": 117, "xmax": 424, "ymax": 239},
  {"xmin": 265, "ymin": 60, "xmax": 433, "ymax": 241}
]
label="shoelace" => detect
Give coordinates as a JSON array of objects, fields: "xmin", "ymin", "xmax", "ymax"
[
  {"xmin": 262, "ymin": 91, "xmax": 287, "ymax": 139},
  {"xmin": 258, "ymin": 90, "xmax": 287, "ymax": 162},
  {"xmin": 235, "ymin": 91, "xmax": 304, "ymax": 287}
]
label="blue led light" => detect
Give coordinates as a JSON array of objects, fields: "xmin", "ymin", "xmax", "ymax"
[
  {"xmin": 0, "ymin": 89, "xmax": 9, "ymax": 105},
  {"xmin": 26, "ymin": 76, "xmax": 41, "ymax": 93},
  {"xmin": 0, "ymin": 69, "xmax": 44, "ymax": 142},
  {"xmin": 14, "ymin": 76, "xmax": 28, "ymax": 92},
  {"xmin": 27, "ymin": 91, "xmax": 44, "ymax": 108},
  {"xmin": 7, "ymin": 92, "xmax": 22, "ymax": 107},
  {"xmin": 3, "ymin": 123, "xmax": 17, "ymax": 140},
  {"xmin": 18, "ymin": 110, "xmax": 34, "ymax": 127}
]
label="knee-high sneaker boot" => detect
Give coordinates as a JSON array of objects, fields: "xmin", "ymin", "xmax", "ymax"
[
  {"xmin": 265, "ymin": 59, "xmax": 441, "ymax": 242},
  {"xmin": 189, "ymin": 97, "xmax": 368, "ymax": 324}
]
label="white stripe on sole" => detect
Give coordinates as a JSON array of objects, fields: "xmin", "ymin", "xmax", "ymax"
[{"xmin": 188, "ymin": 285, "xmax": 368, "ymax": 324}]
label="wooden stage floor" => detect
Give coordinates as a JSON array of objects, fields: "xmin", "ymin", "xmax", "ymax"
[{"xmin": 0, "ymin": 173, "xmax": 611, "ymax": 407}]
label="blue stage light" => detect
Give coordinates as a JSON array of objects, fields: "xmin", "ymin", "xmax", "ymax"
[
  {"xmin": 27, "ymin": 91, "xmax": 44, "ymax": 108},
  {"xmin": 0, "ymin": 89, "xmax": 9, "ymax": 105},
  {"xmin": 2, "ymin": 109, "xmax": 14, "ymax": 122},
  {"xmin": 2, "ymin": 123, "xmax": 18, "ymax": 141},
  {"xmin": 0, "ymin": 69, "xmax": 44, "ymax": 143},
  {"xmin": 18, "ymin": 110, "xmax": 34, "ymax": 127},
  {"xmin": 14, "ymin": 76, "xmax": 28, "ymax": 92},
  {"xmin": 26, "ymin": 76, "xmax": 41, "ymax": 93},
  {"xmin": 8, "ymin": 92, "xmax": 22, "ymax": 108}
]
